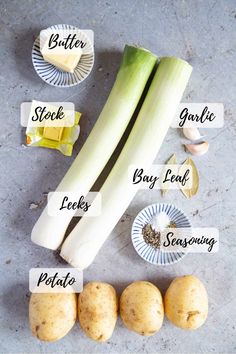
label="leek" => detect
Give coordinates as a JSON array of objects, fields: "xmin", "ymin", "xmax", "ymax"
[
  {"xmin": 31, "ymin": 45, "xmax": 157, "ymax": 250},
  {"xmin": 60, "ymin": 57, "xmax": 192, "ymax": 269}
]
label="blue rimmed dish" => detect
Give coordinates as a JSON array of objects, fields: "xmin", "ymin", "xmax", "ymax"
[
  {"xmin": 131, "ymin": 203, "xmax": 191, "ymax": 266},
  {"xmin": 32, "ymin": 24, "xmax": 94, "ymax": 88}
]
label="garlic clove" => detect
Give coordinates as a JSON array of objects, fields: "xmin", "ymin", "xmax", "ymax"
[
  {"xmin": 184, "ymin": 141, "xmax": 209, "ymax": 156},
  {"xmin": 183, "ymin": 127, "xmax": 202, "ymax": 141}
]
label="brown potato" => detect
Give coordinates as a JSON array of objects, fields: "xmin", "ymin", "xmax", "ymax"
[
  {"xmin": 29, "ymin": 292, "xmax": 77, "ymax": 341},
  {"xmin": 164, "ymin": 275, "xmax": 208, "ymax": 330},
  {"xmin": 120, "ymin": 281, "xmax": 164, "ymax": 336},
  {"xmin": 78, "ymin": 282, "xmax": 118, "ymax": 342}
]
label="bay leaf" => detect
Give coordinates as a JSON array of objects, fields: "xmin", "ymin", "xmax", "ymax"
[
  {"xmin": 161, "ymin": 154, "xmax": 177, "ymax": 195},
  {"xmin": 180, "ymin": 157, "xmax": 199, "ymax": 198}
]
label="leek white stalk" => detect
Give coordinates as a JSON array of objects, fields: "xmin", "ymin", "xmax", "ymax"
[
  {"xmin": 31, "ymin": 45, "xmax": 157, "ymax": 250},
  {"xmin": 60, "ymin": 57, "xmax": 193, "ymax": 269}
]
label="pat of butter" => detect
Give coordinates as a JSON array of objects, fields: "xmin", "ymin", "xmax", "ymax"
[
  {"xmin": 42, "ymin": 49, "xmax": 82, "ymax": 73},
  {"xmin": 43, "ymin": 126, "xmax": 64, "ymax": 141}
]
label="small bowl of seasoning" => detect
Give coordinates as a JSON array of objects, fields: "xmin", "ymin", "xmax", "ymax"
[{"xmin": 131, "ymin": 203, "xmax": 191, "ymax": 266}]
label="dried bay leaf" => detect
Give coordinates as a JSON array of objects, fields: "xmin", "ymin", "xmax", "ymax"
[
  {"xmin": 161, "ymin": 154, "xmax": 177, "ymax": 195},
  {"xmin": 180, "ymin": 157, "xmax": 199, "ymax": 198}
]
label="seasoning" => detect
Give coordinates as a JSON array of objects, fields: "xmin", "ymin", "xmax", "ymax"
[
  {"xmin": 168, "ymin": 221, "xmax": 177, "ymax": 228},
  {"xmin": 150, "ymin": 212, "xmax": 170, "ymax": 231},
  {"xmin": 142, "ymin": 223, "xmax": 161, "ymax": 249},
  {"xmin": 142, "ymin": 218, "xmax": 177, "ymax": 249}
]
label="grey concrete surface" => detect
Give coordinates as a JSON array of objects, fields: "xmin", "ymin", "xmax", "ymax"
[{"xmin": 0, "ymin": 0, "xmax": 236, "ymax": 353}]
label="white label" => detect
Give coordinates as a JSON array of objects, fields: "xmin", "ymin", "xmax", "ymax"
[
  {"xmin": 160, "ymin": 228, "xmax": 219, "ymax": 253},
  {"xmin": 83, "ymin": 30, "xmax": 94, "ymax": 45},
  {"xmin": 171, "ymin": 103, "xmax": 224, "ymax": 128},
  {"xmin": 47, "ymin": 191, "xmax": 102, "ymax": 217},
  {"xmin": 29, "ymin": 268, "xmax": 83, "ymax": 293},
  {"xmin": 40, "ymin": 28, "xmax": 93, "ymax": 55},
  {"xmin": 128, "ymin": 165, "xmax": 193, "ymax": 190},
  {"xmin": 21, "ymin": 101, "xmax": 75, "ymax": 127}
]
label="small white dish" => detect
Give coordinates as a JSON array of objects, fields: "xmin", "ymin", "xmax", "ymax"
[
  {"xmin": 131, "ymin": 203, "xmax": 191, "ymax": 266},
  {"xmin": 32, "ymin": 24, "xmax": 94, "ymax": 88}
]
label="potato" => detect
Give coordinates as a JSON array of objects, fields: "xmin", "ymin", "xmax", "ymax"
[
  {"xmin": 120, "ymin": 281, "xmax": 164, "ymax": 336},
  {"xmin": 29, "ymin": 292, "xmax": 77, "ymax": 341},
  {"xmin": 78, "ymin": 282, "xmax": 118, "ymax": 342},
  {"xmin": 164, "ymin": 275, "xmax": 208, "ymax": 330}
]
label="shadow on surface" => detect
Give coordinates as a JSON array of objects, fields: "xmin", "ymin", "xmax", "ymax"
[{"xmin": 2, "ymin": 282, "xmax": 29, "ymax": 333}]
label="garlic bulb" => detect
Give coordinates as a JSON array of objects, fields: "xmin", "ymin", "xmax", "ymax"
[
  {"xmin": 183, "ymin": 127, "xmax": 202, "ymax": 141},
  {"xmin": 184, "ymin": 141, "xmax": 209, "ymax": 156}
]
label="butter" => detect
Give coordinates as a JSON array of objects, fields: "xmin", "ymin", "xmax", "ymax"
[
  {"xmin": 41, "ymin": 50, "xmax": 82, "ymax": 73},
  {"xmin": 43, "ymin": 126, "xmax": 64, "ymax": 141}
]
